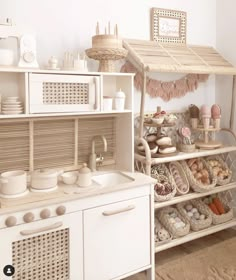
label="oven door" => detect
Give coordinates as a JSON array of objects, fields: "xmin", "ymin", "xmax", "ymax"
[{"xmin": 0, "ymin": 211, "xmax": 82, "ymax": 280}]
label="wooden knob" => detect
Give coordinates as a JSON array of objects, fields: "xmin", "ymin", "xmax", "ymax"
[
  {"xmin": 40, "ymin": 209, "xmax": 51, "ymax": 219},
  {"xmin": 56, "ymin": 206, "xmax": 66, "ymax": 216},
  {"xmin": 5, "ymin": 216, "xmax": 17, "ymax": 227},
  {"xmin": 23, "ymin": 212, "xmax": 35, "ymax": 223}
]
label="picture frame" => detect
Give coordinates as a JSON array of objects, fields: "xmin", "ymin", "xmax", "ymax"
[{"xmin": 151, "ymin": 8, "xmax": 187, "ymax": 44}]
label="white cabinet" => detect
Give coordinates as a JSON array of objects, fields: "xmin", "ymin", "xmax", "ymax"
[{"xmin": 83, "ymin": 195, "xmax": 151, "ymax": 280}]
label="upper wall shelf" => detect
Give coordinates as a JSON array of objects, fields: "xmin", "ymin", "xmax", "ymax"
[{"xmin": 123, "ymin": 38, "xmax": 236, "ymax": 75}]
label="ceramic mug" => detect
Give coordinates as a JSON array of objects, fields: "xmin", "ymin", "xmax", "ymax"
[{"xmin": 0, "ymin": 170, "xmax": 27, "ymax": 195}]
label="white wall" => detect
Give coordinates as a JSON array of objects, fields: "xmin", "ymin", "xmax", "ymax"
[
  {"xmin": 216, "ymin": 1, "xmax": 236, "ymax": 131},
  {"xmin": 1, "ymin": 0, "xmax": 216, "ymax": 113}
]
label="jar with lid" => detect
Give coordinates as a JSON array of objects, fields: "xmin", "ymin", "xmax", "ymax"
[
  {"xmin": 77, "ymin": 163, "xmax": 92, "ymax": 187},
  {"xmin": 114, "ymin": 89, "xmax": 126, "ymax": 111}
]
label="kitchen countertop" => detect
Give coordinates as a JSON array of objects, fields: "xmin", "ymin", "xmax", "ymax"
[{"xmin": 0, "ymin": 171, "xmax": 155, "ymax": 215}]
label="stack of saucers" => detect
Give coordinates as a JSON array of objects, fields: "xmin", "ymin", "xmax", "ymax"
[{"xmin": 2, "ymin": 96, "xmax": 24, "ymax": 115}]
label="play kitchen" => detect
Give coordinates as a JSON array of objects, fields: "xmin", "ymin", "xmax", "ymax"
[{"xmin": 0, "ymin": 68, "xmax": 155, "ymax": 280}]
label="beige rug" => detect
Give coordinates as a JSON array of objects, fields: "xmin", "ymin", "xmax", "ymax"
[
  {"xmin": 126, "ymin": 236, "xmax": 236, "ymax": 280},
  {"xmin": 156, "ymin": 237, "xmax": 236, "ymax": 280}
]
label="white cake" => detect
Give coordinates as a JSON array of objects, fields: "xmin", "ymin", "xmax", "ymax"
[{"xmin": 92, "ymin": 35, "xmax": 123, "ymax": 49}]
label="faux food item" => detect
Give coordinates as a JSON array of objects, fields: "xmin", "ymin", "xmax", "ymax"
[
  {"xmin": 189, "ymin": 104, "xmax": 200, "ymax": 118},
  {"xmin": 156, "ymin": 136, "xmax": 172, "ymax": 146},
  {"xmin": 169, "ymin": 162, "xmax": 189, "ymax": 194},
  {"xmin": 146, "ymin": 133, "xmax": 157, "ymax": 142},
  {"xmin": 159, "ymin": 145, "xmax": 176, "ymax": 154},
  {"xmin": 137, "ymin": 143, "xmax": 145, "ymax": 152},
  {"xmin": 151, "ymin": 164, "xmax": 177, "ymax": 202},
  {"xmin": 148, "ymin": 142, "xmax": 158, "ymax": 153},
  {"xmin": 206, "ymin": 156, "xmax": 232, "ymax": 184},
  {"xmin": 208, "ymin": 202, "xmax": 220, "ymax": 215},
  {"xmin": 165, "ymin": 113, "xmax": 177, "ymax": 124},
  {"xmin": 211, "ymin": 104, "xmax": 221, "ymax": 129},
  {"xmin": 200, "ymin": 105, "xmax": 211, "ymax": 129},
  {"xmin": 213, "ymin": 197, "xmax": 225, "ymax": 214}
]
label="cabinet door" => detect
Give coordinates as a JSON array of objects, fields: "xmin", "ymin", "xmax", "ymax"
[{"xmin": 83, "ymin": 195, "xmax": 151, "ymax": 280}]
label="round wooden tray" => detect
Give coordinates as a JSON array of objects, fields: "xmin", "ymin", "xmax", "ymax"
[
  {"xmin": 195, "ymin": 140, "xmax": 222, "ymax": 149},
  {"xmin": 138, "ymin": 150, "xmax": 178, "ymax": 158}
]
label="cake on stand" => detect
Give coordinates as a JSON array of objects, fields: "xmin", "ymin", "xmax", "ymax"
[{"xmin": 86, "ymin": 22, "xmax": 128, "ymax": 72}]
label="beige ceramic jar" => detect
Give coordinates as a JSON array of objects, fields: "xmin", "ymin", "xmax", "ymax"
[{"xmin": 77, "ymin": 163, "xmax": 92, "ymax": 187}]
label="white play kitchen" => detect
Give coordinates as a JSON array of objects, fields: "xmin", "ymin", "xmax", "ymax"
[{"xmin": 0, "ymin": 68, "xmax": 155, "ymax": 280}]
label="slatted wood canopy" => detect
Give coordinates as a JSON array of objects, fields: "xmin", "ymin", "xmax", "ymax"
[
  {"xmin": 123, "ymin": 39, "xmax": 236, "ymax": 75},
  {"xmin": 122, "ymin": 38, "xmax": 236, "ymax": 136}
]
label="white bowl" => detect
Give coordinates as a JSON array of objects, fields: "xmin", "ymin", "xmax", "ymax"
[
  {"xmin": 61, "ymin": 171, "xmax": 78, "ymax": 185},
  {"xmin": 0, "ymin": 49, "xmax": 14, "ymax": 66}
]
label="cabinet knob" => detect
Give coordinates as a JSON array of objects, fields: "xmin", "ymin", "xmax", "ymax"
[
  {"xmin": 40, "ymin": 209, "xmax": 51, "ymax": 219},
  {"xmin": 5, "ymin": 216, "xmax": 17, "ymax": 227},
  {"xmin": 23, "ymin": 212, "xmax": 35, "ymax": 223},
  {"xmin": 56, "ymin": 206, "xmax": 66, "ymax": 216}
]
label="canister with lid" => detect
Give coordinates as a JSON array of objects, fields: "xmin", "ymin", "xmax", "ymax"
[{"xmin": 77, "ymin": 163, "xmax": 92, "ymax": 187}]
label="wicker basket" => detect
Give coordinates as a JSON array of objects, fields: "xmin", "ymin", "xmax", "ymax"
[
  {"xmin": 177, "ymin": 199, "xmax": 212, "ymax": 231},
  {"xmin": 203, "ymin": 197, "xmax": 233, "ymax": 225},
  {"xmin": 168, "ymin": 161, "xmax": 190, "ymax": 195},
  {"xmin": 158, "ymin": 207, "xmax": 190, "ymax": 238},
  {"xmin": 151, "ymin": 164, "xmax": 177, "ymax": 202},
  {"xmin": 206, "ymin": 155, "xmax": 232, "ymax": 185},
  {"xmin": 180, "ymin": 158, "xmax": 217, "ymax": 193},
  {"xmin": 154, "ymin": 217, "xmax": 173, "ymax": 245}
]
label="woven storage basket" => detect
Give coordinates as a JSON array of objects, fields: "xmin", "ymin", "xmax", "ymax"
[
  {"xmin": 154, "ymin": 217, "xmax": 173, "ymax": 245},
  {"xmin": 168, "ymin": 161, "xmax": 190, "ymax": 195},
  {"xmin": 203, "ymin": 197, "xmax": 233, "ymax": 225},
  {"xmin": 158, "ymin": 207, "xmax": 190, "ymax": 238},
  {"xmin": 151, "ymin": 164, "xmax": 177, "ymax": 202},
  {"xmin": 177, "ymin": 199, "xmax": 212, "ymax": 231},
  {"xmin": 206, "ymin": 155, "xmax": 232, "ymax": 185},
  {"xmin": 180, "ymin": 158, "xmax": 217, "ymax": 193}
]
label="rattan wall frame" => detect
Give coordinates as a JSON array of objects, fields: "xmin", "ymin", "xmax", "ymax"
[{"xmin": 151, "ymin": 7, "xmax": 187, "ymax": 44}]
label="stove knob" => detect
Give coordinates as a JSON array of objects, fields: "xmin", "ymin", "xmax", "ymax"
[
  {"xmin": 5, "ymin": 216, "xmax": 17, "ymax": 227},
  {"xmin": 40, "ymin": 209, "xmax": 51, "ymax": 219},
  {"xmin": 23, "ymin": 212, "xmax": 35, "ymax": 223},
  {"xmin": 56, "ymin": 206, "xmax": 66, "ymax": 216}
]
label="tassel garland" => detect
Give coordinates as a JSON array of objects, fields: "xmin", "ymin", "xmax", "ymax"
[{"xmin": 120, "ymin": 61, "xmax": 209, "ymax": 102}]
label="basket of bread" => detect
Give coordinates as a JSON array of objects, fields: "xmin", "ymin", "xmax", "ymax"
[
  {"xmin": 181, "ymin": 158, "xmax": 217, "ymax": 192},
  {"xmin": 158, "ymin": 206, "xmax": 190, "ymax": 238},
  {"xmin": 151, "ymin": 164, "xmax": 177, "ymax": 202},
  {"xmin": 176, "ymin": 199, "xmax": 212, "ymax": 231},
  {"xmin": 202, "ymin": 194, "xmax": 233, "ymax": 224},
  {"xmin": 206, "ymin": 155, "xmax": 232, "ymax": 185},
  {"xmin": 168, "ymin": 161, "xmax": 189, "ymax": 195}
]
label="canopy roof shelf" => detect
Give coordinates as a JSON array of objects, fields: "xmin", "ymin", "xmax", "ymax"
[{"xmin": 123, "ymin": 38, "xmax": 236, "ymax": 136}]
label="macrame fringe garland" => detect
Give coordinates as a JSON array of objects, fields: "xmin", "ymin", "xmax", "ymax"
[{"xmin": 120, "ymin": 61, "xmax": 209, "ymax": 102}]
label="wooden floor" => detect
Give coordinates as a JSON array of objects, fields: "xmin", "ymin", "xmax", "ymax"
[{"xmin": 125, "ymin": 228, "xmax": 236, "ymax": 280}]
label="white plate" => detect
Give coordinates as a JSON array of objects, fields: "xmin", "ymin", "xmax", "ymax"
[
  {"xmin": 2, "ymin": 110, "xmax": 23, "ymax": 115},
  {"xmin": 2, "ymin": 104, "xmax": 22, "ymax": 107},
  {"xmin": 2, "ymin": 101, "xmax": 22, "ymax": 105},
  {"xmin": 2, "ymin": 106, "xmax": 23, "ymax": 110},
  {"xmin": 5, "ymin": 96, "xmax": 19, "ymax": 100}
]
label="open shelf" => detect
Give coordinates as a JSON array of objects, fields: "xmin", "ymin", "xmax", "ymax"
[
  {"xmin": 0, "ymin": 110, "xmax": 132, "ymax": 120},
  {"xmin": 155, "ymin": 218, "xmax": 236, "ymax": 253},
  {"xmin": 135, "ymin": 146, "xmax": 236, "ymax": 165},
  {"xmin": 155, "ymin": 182, "xmax": 236, "ymax": 209}
]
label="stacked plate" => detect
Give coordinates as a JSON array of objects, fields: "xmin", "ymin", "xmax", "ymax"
[{"xmin": 2, "ymin": 96, "xmax": 24, "ymax": 115}]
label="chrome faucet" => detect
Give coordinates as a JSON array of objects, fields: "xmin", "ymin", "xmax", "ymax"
[{"xmin": 88, "ymin": 135, "xmax": 107, "ymax": 171}]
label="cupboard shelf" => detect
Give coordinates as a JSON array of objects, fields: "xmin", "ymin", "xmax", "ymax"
[
  {"xmin": 154, "ymin": 182, "xmax": 236, "ymax": 209},
  {"xmin": 155, "ymin": 217, "xmax": 236, "ymax": 253}
]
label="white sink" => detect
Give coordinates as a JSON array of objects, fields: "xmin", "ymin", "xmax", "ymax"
[{"xmin": 92, "ymin": 171, "xmax": 134, "ymax": 187}]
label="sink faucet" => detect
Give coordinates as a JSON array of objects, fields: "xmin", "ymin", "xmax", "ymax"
[{"xmin": 88, "ymin": 135, "xmax": 107, "ymax": 171}]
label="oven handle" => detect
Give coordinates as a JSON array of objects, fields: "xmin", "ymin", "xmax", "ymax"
[
  {"xmin": 102, "ymin": 205, "xmax": 135, "ymax": 216},
  {"xmin": 20, "ymin": 221, "xmax": 63, "ymax": 236}
]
